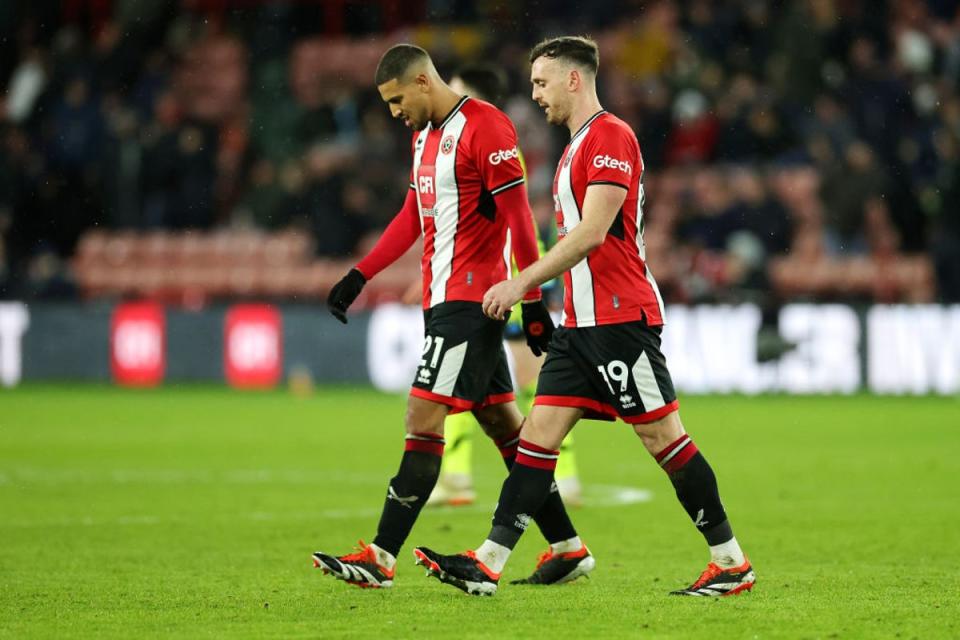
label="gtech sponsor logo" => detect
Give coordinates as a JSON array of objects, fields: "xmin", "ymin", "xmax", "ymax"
[
  {"xmin": 593, "ymin": 154, "xmax": 632, "ymax": 174},
  {"xmin": 489, "ymin": 146, "xmax": 519, "ymax": 165}
]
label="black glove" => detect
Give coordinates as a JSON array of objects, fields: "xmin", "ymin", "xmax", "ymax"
[
  {"xmin": 521, "ymin": 300, "xmax": 555, "ymax": 356},
  {"xmin": 327, "ymin": 268, "xmax": 366, "ymax": 324}
]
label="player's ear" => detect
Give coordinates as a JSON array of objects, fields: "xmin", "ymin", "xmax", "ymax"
[
  {"xmin": 415, "ymin": 73, "xmax": 430, "ymax": 93},
  {"xmin": 568, "ymin": 68, "xmax": 581, "ymax": 92}
]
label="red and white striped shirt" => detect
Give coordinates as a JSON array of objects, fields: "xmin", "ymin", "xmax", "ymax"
[
  {"xmin": 553, "ymin": 111, "xmax": 665, "ymax": 328},
  {"xmin": 411, "ymin": 97, "xmax": 529, "ymax": 308},
  {"xmin": 356, "ymin": 97, "xmax": 540, "ymax": 309}
]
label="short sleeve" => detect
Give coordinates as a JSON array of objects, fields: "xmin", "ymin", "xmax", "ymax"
[
  {"xmin": 472, "ymin": 111, "xmax": 525, "ymax": 196},
  {"xmin": 583, "ymin": 123, "xmax": 639, "ymax": 190}
]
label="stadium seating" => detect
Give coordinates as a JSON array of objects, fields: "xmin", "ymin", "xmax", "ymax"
[{"xmin": 71, "ymin": 229, "xmax": 421, "ymax": 306}]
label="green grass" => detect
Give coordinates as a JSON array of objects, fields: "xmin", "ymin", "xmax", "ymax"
[{"xmin": 1, "ymin": 386, "xmax": 958, "ymax": 638}]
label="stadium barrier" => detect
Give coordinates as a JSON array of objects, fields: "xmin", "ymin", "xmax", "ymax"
[{"xmin": 0, "ymin": 301, "xmax": 957, "ymax": 395}]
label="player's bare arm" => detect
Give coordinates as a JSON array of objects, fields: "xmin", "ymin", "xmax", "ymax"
[{"xmin": 482, "ymin": 183, "xmax": 627, "ymax": 320}]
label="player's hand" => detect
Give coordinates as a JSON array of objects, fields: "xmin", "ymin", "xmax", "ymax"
[
  {"xmin": 327, "ymin": 268, "xmax": 366, "ymax": 324},
  {"xmin": 521, "ymin": 300, "xmax": 555, "ymax": 356},
  {"xmin": 483, "ymin": 279, "xmax": 524, "ymax": 320}
]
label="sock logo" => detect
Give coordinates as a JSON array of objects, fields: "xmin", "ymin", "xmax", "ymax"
[
  {"xmin": 694, "ymin": 508, "xmax": 709, "ymax": 528},
  {"xmin": 387, "ymin": 486, "xmax": 419, "ymax": 509},
  {"xmin": 514, "ymin": 513, "xmax": 532, "ymax": 531}
]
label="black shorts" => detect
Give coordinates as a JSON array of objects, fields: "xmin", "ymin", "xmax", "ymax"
[
  {"xmin": 534, "ymin": 321, "xmax": 678, "ymax": 424},
  {"xmin": 409, "ymin": 301, "xmax": 515, "ymax": 413}
]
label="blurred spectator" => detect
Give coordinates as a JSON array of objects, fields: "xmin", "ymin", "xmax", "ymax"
[
  {"xmin": 45, "ymin": 75, "xmax": 103, "ymax": 171},
  {"xmin": 933, "ymin": 141, "xmax": 960, "ymax": 302},
  {"xmin": 23, "ymin": 248, "xmax": 77, "ymax": 299},
  {"xmin": 5, "ymin": 46, "xmax": 47, "ymax": 124},
  {"xmin": 802, "ymin": 91, "xmax": 858, "ymax": 164},
  {"xmin": 727, "ymin": 168, "xmax": 792, "ymax": 257},
  {"xmin": 666, "ymin": 89, "xmax": 718, "ymax": 165},
  {"xmin": 821, "ymin": 141, "xmax": 890, "ymax": 253},
  {"xmin": 141, "ymin": 118, "xmax": 218, "ymax": 229}
]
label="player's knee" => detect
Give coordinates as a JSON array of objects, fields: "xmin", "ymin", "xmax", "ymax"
[
  {"xmin": 473, "ymin": 403, "xmax": 522, "ymax": 442},
  {"xmin": 632, "ymin": 410, "xmax": 684, "ymax": 456},
  {"xmin": 520, "ymin": 410, "xmax": 567, "ymax": 451},
  {"xmin": 404, "ymin": 398, "xmax": 447, "ymax": 435}
]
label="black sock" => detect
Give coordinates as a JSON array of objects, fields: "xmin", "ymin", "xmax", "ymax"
[
  {"xmin": 372, "ymin": 432, "xmax": 444, "ymax": 557},
  {"xmin": 655, "ymin": 434, "xmax": 733, "ymax": 546},
  {"xmin": 496, "ymin": 432, "xmax": 578, "ymax": 544},
  {"xmin": 488, "ymin": 439, "xmax": 558, "ymax": 550}
]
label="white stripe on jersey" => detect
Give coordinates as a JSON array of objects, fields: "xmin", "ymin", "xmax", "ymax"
[
  {"xmin": 636, "ymin": 182, "xmax": 647, "ymax": 261},
  {"xmin": 502, "ymin": 228, "xmax": 512, "ymax": 281},
  {"xmin": 429, "ymin": 112, "xmax": 468, "ymax": 306},
  {"xmin": 634, "ymin": 181, "xmax": 666, "ymax": 323},
  {"xmin": 412, "ymin": 129, "xmax": 428, "ymax": 235},
  {"xmin": 491, "ymin": 176, "xmax": 524, "ymax": 195},
  {"xmin": 557, "ymin": 128, "xmax": 595, "ymax": 327},
  {"xmin": 646, "ymin": 269, "xmax": 666, "ymax": 324}
]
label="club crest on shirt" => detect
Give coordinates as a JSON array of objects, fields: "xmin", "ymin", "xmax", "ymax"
[{"xmin": 441, "ymin": 135, "xmax": 455, "ymax": 154}]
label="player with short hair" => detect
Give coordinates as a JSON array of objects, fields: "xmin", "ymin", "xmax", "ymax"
[
  {"xmin": 427, "ymin": 63, "xmax": 583, "ymax": 509},
  {"xmin": 313, "ymin": 44, "xmax": 593, "ymax": 589},
  {"xmin": 414, "ymin": 36, "xmax": 756, "ymax": 597}
]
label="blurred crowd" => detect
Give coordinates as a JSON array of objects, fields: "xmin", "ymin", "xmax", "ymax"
[{"xmin": 1, "ymin": 0, "xmax": 959, "ymax": 304}]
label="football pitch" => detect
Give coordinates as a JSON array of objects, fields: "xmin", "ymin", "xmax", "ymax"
[{"xmin": 1, "ymin": 386, "xmax": 957, "ymax": 638}]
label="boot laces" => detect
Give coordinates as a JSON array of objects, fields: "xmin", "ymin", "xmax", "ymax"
[{"xmin": 340, "ymin": 540, "xmax": 375, "ymax": 564}]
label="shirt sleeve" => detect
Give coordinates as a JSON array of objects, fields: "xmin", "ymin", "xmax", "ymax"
[
  {"xmin": 583, "ymin": 123, "xmax": 639, "ymax": 190},
  {"xmin": 495, "ymin": 180, "xmax": 542, "ymax": 301},
  {"xmin": 472, "ymin": 111, "xmax": 526, "ymax": 196}
]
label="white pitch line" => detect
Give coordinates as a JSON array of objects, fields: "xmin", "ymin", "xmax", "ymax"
[
  {"xmin": 310, "ymin": 484, "xmax": 652, "ymax": 521},
  {"xmin": 0, "ymin": 485, "xmax": 652, "ymax": 529}
]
